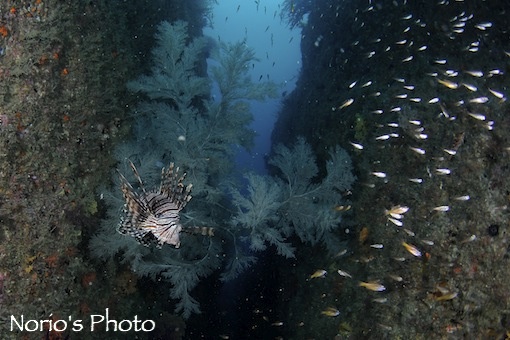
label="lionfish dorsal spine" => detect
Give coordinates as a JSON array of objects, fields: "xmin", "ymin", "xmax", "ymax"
[{"xmin": 160, "ymin": 163, "xmax": 192, "ymax": 210}]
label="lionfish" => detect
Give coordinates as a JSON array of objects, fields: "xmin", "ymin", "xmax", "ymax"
[{"xmin": 117, "ymin": 160, "xmax": 213, "ymax": 248}]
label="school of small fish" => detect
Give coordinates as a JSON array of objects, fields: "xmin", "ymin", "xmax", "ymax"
[
  {"xmin": 303, "ymin": 0, "xmax": 510, "ymax": 338},
  {"xmin": 208, "ymin": 1, "xmax": 510, "ymax": 338}
]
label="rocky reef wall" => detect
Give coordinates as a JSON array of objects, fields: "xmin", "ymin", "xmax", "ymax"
[{"xmin": 271, "ymin": 0, "xmax": 510, "ymax": 338}]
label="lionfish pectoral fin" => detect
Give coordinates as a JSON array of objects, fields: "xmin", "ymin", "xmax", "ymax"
[{"xmin": 118, "ymin": 220, "xmax": 153, "ymax": 247}]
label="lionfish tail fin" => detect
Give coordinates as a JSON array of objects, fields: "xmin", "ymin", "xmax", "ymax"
[{"xmin": 182, "ymin": 226, "xmax": 215, "ymax": 237}]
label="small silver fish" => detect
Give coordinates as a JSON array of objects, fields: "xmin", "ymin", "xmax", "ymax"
[
  {"xmin": 435, "ymin": 168, "xmax": 451, "ymax": 175},
  {"xmin": 339, "ymin": 98, "xmax": 354, "ymax": 109},
  {"xmin": 454, "ymin": 195, "xmax": 470, "ymax": 201},
  {"xmin": 461, "ymin": 83, "xmax": 477, "ymax": 92},
  {"xmin": 337, "ymin": 269, "xmax": 353, "ymax": 278},
  {"xmin": 468, "ymin": 113, "xmax": 486, "ymax": 121},
  {"xmin": 488, "ymin": 88, "xmax": 505, "ymax": 99},
  {"xmin": 489, "ymin": 69, "xmax": 503, "ymax": 75},
  {"xmin": 403, "ymin": 228, "xmax": 415, "ymax": 237},
  {"xmin": 375, "ymin": 134, "xmax": 391, "ymax": 141},
  {"xmin": 372, "ymin": 297, "xmax": 388, "ymax": 303},
  {"xmin": 469, "ymin": 97, "xmax": 489, "ymax": 104},
  {"xmin": 437, "ymin": 79, "xmax": 458, "ymax": 89},
  {"xmin": 388, "ymin": 274, "xmax": 403, "ymax": 282},
  {"xmin": 409, "ymin": 147, "xmax": 426, "ymax": 155},
  {"xmin": 475, "ymin": 22, "xmax": 492, "ymax": 30},
  {"xmin": 461, "ymin": 234, "xmax": 476, "ymax": 243},
  {"xmin": 388, "ymin": 217, "xmax": 403, "ymax": 227},
  {"xmin": 349, "ymin": 141, "xmax": 364, "ymax": 150},
  {"xmin": 385, "ymin": 205, "xmax": 409, "ymax": 216},
  {"xmin": 464, "ymin": 70, "xmax": 483, "ymax": 77}
]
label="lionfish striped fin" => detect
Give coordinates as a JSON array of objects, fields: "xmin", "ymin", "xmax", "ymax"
[
  {"xmin": 127, "ymin": 159, "xmax": 147, "ymax": 196},
  {"xmin": 160, "ymin": 163, "xmax": 192, "ymax": 210},
  {"xmin": 117, "ymin": 169, "xmax": 153, "ymax": 245},
  {"xmin": 118, "ymin": 170, "xmax": 149, "ymax": 222}
]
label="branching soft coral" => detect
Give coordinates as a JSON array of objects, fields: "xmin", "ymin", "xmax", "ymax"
[
  {"xmin": 91, "ymin": 20, "xmax": 279, "ymax": 318},
  {"xmin": 91, "ymin": 19, "xmax": 354, "ymax": 319},
  {"xmin": 127, "ymin": 20, "xmax": 209, "ymax": 110},
  {"xmin": 230, "ymin": 137, "xmax": 355, "ymax": 257}
]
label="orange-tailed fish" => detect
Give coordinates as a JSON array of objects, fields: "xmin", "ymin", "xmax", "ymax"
[
  {"xmin": 402, "ymin": 242, "xmax": 422, "ymax": 257},
  {"xmin": 359, "ymin": 281, "xmax": 386, "ymax": 292},
  {"xmin": 310, "ymin": 269, "xmax": 327, "ymax": 279},
  {"xmin": 321, "ymin": 307, "xmax": 340, "ymax": 317}
]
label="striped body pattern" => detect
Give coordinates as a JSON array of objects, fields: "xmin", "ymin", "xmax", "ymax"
[{"xmin": 118, "ymin": 161, "xmax": 212, "ymax": 248}]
